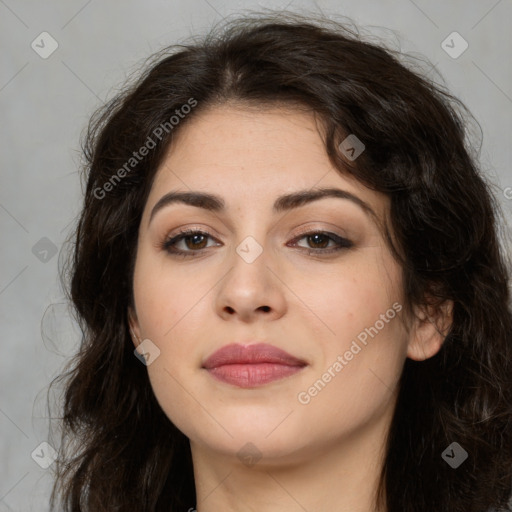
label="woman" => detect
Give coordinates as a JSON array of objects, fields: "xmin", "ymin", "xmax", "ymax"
[{"xmin": 50, "ymin": 11, "xmax": 512, "ymax": 512}]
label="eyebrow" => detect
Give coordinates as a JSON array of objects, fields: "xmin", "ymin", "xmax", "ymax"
[{"xmin": 148, "ymin": 187, "xmax": 378, "ymax": 226}]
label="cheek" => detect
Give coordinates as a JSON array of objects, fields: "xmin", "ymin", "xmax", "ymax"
[
  {"xmin": 132, "ymin": 249, "xmax": 211, "ymax": 376},
  {"xmin": 291, "ymin": 253, "xmax": 402, "ymax": 343},
  {"xmin": 297, "ymin": 310, "xmax": 406, "ymax": 439},
  {"xmin": 292, "ymin": 254, "xmax": 406, "ymax": 400},
  {"xmin": 132, "ymin": 248, "xmax": 207, "ymax": 339}
]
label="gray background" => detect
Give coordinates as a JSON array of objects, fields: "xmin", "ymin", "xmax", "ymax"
[{"xmin": 1, "ymin": 0, "xmax": 511, "ymax": 510}]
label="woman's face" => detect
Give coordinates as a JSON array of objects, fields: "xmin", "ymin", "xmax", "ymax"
[{"xmin": 129, "ymin": 104, "xmax": 438, "ymax": 466}]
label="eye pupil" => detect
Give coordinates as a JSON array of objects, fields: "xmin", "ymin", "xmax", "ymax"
[
  {"xmin": 308, "ymin": 234, "xmax": 329, "ymax": 248},
  {"xmin": 186, "ymin": 234, "xmax": 207, "ymax": 249}
]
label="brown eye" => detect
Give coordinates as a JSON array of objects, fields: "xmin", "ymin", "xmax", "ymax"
[
  {"xmin": 305, "ymin": 233, "xmax": 330, "ymax": 249},
  {"xmin": 288, "ymin": 231, "xmax": 354, "ymax": 255},
  {"xmin": 182, "ymin": 233, "xmax": 208, "ymax": 250},
  {"xmin": 162, "ymin": 229, "xmax": 220, "ymax": 256}
]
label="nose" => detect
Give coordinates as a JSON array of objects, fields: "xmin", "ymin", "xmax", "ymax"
[{"xmin": 214, "ymin": 241, "xmax": 287, "ymax": 323}]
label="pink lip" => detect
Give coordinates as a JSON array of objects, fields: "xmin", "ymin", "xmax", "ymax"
[{"xmin": 202, "ymin": 343, "xmax": 307, "ymax": 388}]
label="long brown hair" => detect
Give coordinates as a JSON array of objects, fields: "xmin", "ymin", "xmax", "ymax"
[{"xmin": 50, "ymin": 11, "xmax": 512, "ymax": 512}]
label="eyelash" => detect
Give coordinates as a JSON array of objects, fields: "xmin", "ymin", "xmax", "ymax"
[{"xmin": 160, "ymin": 228, "xmax": 354, "ymax": 258}]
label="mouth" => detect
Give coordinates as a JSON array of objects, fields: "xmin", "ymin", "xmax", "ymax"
[{"xmin": 202, "ymin": 343, "xmax": 308, "ymax": 388}]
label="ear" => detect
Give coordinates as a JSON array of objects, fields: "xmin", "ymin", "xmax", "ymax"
[
  {"xmin": 406, "ymin": 299, "xmax": 453, "ymax": 361},
  {"xmin": 127, "ymin": 306, "xmax": 141, "ymax": 349}
]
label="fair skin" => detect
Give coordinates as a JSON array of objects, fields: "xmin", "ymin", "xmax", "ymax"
[{"xmin": 128, "ymin": 104, "xmax": 452, "ymax": 512}]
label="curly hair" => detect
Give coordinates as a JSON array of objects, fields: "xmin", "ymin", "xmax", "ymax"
[{"xmin": 50, "ymin": 11, "xmax": 512, "ymax": 512}]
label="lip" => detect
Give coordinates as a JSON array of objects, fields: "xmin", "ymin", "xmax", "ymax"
[{"xmin": 202, "ymin": 343, "xmax": 308, "ymax": 388}]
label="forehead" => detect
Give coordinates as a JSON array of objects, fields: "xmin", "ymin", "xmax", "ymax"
[{"xmin": 144, "ymin": 104, "xmax": 389, "ymax": 221}]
